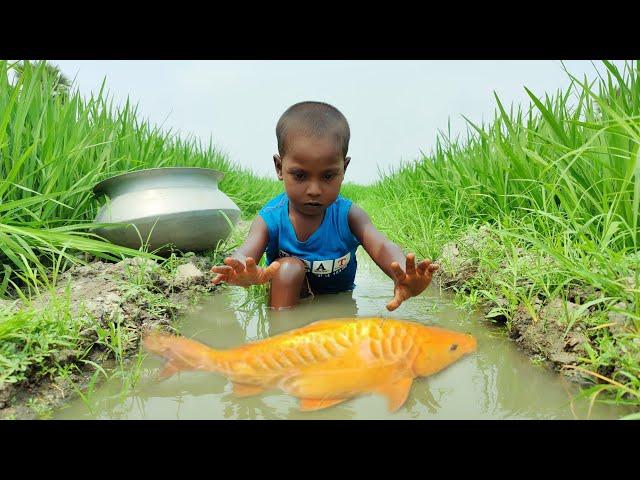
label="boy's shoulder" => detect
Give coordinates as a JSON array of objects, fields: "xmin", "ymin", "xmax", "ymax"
[
  {"xmin": 335, "ymin": 194, "xmax": 352, "ymax": 207},
  {"xmin": 258, "ymin": 192, "xmax": 287, "ymax": 216},
  {"xmin": 260, "ymin": 192, "xmax": 287, "ymax": 212},
  {"xmin": 335, "ymin": 195, "xmax": 356, "ymax": 215}
]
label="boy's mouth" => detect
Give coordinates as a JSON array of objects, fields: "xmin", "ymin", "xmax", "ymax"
[{"xmin": 304, "ymin": 202, "xmax": 322, "ymax": 208}]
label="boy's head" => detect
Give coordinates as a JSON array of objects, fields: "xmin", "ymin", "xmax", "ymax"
[
  {"xmin": 276, "ymin": 101, "xmax": 350, "ymax": 159},
  {"xmin": 274, "ymin": 101, "xmax": 351, "ymax": 216}
]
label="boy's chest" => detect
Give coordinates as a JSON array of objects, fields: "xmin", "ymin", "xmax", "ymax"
[
  {"xmin": 288, "ymin": 212, "xmax": 323, "ymax": 242},
  {"xmin": 277, "ymin": 207, "xmax": 355, "ymax": 277},
  {"xmin": 277, "ymin": 223, "xmax": 354, "ymax": 278}
]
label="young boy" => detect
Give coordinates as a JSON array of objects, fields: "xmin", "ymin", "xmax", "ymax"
[{"xmin": 211, "ymin": 101, "xmax": 439, "ymax": 310}]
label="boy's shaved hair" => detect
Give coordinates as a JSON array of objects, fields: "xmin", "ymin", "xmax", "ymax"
[{"xmin": 276, "ymin": 101, "xmax": 350, "ymax": 158}]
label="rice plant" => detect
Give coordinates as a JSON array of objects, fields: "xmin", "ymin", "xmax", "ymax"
[
  {"xmin": 363, "ymin": 60, "xmax": 640, "ymax": 408},
  {"xmin": 0, "ymin": 60, "xmax": 281, "ymax": 298}
]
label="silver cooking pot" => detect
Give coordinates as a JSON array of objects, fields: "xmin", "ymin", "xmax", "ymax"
[{"xmin": 92, "ymin": 167, "xmax": 241, "ymax": 253}]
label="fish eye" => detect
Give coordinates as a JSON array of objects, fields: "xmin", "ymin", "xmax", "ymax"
[{"xmin": 449, "ymin": 344, "xmax": 458, "ymax": 352}]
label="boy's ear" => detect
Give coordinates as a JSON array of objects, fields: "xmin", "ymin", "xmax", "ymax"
[
  {"xmin": 273, "ymin": 154, "xmax": 283, "ymax": 180},
  {"xmin": 343, "ymin": 156, "xmax": 351, "ymax": 173}
]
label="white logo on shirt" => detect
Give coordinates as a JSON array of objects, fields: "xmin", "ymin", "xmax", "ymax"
[
  {"xmin": 312, "ymin": 259, "xmax": 334, "ymax": 275},
  {"xmin": 333, "ymin": 252, "xmax": 351, "ymax": 273},
  {"xmin": 278, "ymin": 250, "xmax": 351, "ymax": 276}
]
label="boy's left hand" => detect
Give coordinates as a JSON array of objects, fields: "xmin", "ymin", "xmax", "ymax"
[{"xmin": 386, "ymin": 253, "xmax": 439, "ymax": 311}]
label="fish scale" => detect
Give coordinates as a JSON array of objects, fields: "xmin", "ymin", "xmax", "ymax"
[{"xmin": 144, "ymin": 317, "xmax": 477, "ymax": 412}]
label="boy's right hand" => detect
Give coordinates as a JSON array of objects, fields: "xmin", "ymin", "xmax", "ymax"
[{"xmin": 211, "ymin": 257, "xmax": 280, "ymax": 287}]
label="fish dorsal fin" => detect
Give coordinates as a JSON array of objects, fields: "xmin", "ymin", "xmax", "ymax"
[
  {"xmin": 232, "ymin": 382, "xmax": 267, "ymax": 397},
  {"xmin": 373, "ymin": 377, "xmax": 414, "ymax": 412},
  {"xmin": 299, "ymin": 397, "xmax": 348, "ymax": 412}
]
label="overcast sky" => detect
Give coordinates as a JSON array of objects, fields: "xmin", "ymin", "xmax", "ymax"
[{"xmin": 51, "ymin": 60, "xmax": 625, "ymax": 184}]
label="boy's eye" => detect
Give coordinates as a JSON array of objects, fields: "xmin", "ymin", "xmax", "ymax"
[
  {"xmin": 293, "ymin": 172, "xmax": 305, "ymax": 181},
  {"xmin": 323, "ymin": 173, "xmax": 336, "ymax": 180}
]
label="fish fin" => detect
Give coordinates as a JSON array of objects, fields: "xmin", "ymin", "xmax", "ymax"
[
  {"xmin": 232, "ymin": 382, "xmax": 267, "ymax": 397},
  {"xmin": 374, "ymin": 377, "xmax": 413, "ymax": 412},
  {"xmin": 158, "ymin": 361, "xmax": 180, "ymax": 380},
  {"xmin": 144, "ymin": 331, "xmax": 218, "ymax": 379},
  {"xmin": 299, "ymin": 397, "xmax": 347, "ymax": 412}
]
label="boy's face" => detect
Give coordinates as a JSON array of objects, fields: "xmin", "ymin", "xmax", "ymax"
[{"xmin": 274, "ymin": 134, "xmax": 350, "ymax": 217}]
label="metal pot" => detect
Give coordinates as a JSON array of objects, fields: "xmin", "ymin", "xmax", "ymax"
[{"xmin": 93, "ymin": 167, "xmax": 241, "ymax": 253}]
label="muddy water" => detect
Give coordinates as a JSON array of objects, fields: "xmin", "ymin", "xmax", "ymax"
[{"xmin": 54, "ymin": 251, "xmax": 632, "ymax": 419}]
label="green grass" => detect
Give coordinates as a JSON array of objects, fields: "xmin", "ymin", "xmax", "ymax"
[
  {"xmin": 0, "ymin": 60, "xmax": 281, "ymax": 298},
  {"xmin": 0, "ymin": 238, "xmax": 211, "ymax": 417},
  {"xmin": 0, "ymin": 285, "xmax": 92, "ymax": 386},
  {"xmin": 357, "ymin": 60, "xmax": 640, "ymax": 410},
  {"xmin": 3, "ymin": 58, "xmax": 640, "ymax": 417}
]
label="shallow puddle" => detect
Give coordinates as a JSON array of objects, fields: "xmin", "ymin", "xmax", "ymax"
[{"xmin": 54, "ymin": 250, "xmax": 633, "ymax": 419}]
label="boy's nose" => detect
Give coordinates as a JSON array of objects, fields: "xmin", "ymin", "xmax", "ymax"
[{"xmin": 306, "ymin": 182, "xmax": 322, "ymax": 197}]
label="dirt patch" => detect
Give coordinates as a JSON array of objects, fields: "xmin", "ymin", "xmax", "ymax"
[
  {"xmin": 506, "ymin": 300, "xmax": 591, "ymax": 382},
  {"xmin": 433, "ymin": 227, "xmax": 635, "ymax": 386},
  {"xmin": 0, "ymin": 253, "xmax": 219, "ymax": 420}
]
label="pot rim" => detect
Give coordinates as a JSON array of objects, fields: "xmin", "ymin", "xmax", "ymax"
[{"xmin": 93, "ymin": 167, "xmax": 225, "ymax": 197}]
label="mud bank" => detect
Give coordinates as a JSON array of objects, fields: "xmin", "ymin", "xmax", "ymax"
[
  {"xmin": 434, "ymin": 226, "xmax": 637, "ymax": 388},
  {"xmin": 0, "ymin": 254, "xmax": 219, "ymax": 420},
  {"xmin": 2, "ymin": 222, "xmax": 635, "ymax": 418}
]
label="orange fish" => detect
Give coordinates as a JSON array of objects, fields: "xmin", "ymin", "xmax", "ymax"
[{"xmin": 143, "ymin": 317, "xmax": 477, "ymax": 412}]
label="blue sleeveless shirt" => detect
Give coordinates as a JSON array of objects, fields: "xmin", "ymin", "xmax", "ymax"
[{"xmin": 258, "ymin": 193, "xmax": 361, "ymax": 294}]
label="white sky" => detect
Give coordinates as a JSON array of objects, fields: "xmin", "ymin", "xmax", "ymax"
[{"xmin": 51, "ymin": 60, "xmax": 625, "ymax": 184}]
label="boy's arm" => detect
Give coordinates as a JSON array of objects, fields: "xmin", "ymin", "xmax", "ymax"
[
  {"xmin": 211, "ymin": 216, "xmax": 280, "ymax": 286},
  {"xmin": 229, "ymin": 216, "xmax": 270, "ymax": 263},
  {"xmin": 348, "ymin": 205, "xmax": 438, "ymax": 310},
  {"xmin": 348, "ymin": 205, "xmax": 406, "ymax": 279}
]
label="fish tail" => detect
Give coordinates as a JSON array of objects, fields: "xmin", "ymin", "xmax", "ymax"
[{"xmin": 143, "ymin": 331, "xmax": 220, "ymax": 379}]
